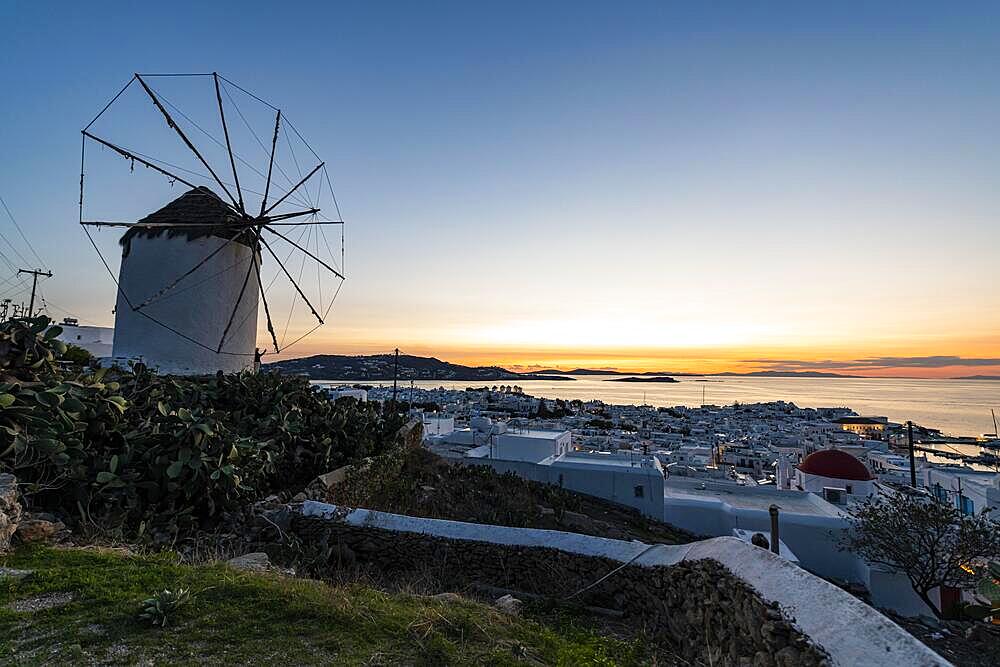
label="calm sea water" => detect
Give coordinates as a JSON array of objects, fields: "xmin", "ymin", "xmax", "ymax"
[{"xmin": 317, "ymin": 376, "xmax": 1000, "ymax": 439}]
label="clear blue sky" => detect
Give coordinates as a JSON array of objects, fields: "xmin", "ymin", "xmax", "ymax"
[{"xmin": 2, "ymin": 1, "xmax": 999, "ymax": 375}]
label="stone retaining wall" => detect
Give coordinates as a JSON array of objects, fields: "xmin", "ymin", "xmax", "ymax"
[{"xmin": 292, "ymin": 513, "xmax": 828, "ymax": 666}]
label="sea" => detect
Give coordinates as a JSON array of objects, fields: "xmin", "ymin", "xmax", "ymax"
[{"xmin": 314, "ymin": 375, "xmax": 1000, "ymax": 440}]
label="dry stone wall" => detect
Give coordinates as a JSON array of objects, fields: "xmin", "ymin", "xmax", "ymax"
[
  {"xmin": 0, "ymin": 474, "xmax": 21, "ymax": 552},
  {"xmin": 292, "ymin": 514, "xmax": 829, "ymax": 666}
]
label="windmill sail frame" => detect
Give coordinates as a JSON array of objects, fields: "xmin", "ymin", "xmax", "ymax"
[{"xmin": 79, "ymin": 72, "xmax": 346, "ymax": 359}]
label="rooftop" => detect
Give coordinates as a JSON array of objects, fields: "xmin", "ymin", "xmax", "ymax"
[
  {"xmin": 663, "ymin": 478, "xmax": 845, "ymax": 517},
  {"xmin": 121, "ymin": 186, "xmax": 250, "ymax": 256},
  {"xmin": 500, "ymin": 428, "xmax": 570, "ymax": 440},
  {"xmin": 548, "ymin": 450, "xmax": 663, "ymax": 473}
]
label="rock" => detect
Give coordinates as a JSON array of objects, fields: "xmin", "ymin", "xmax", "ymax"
[
  {"xmin": 559, "ymin": 510, "xmax": 596, "ymax": 531},
  {"xmin": 258, "ymin": 506, "xmax": 294, "ymax": 533},
  {"xmin": 493, "ymin": 594, "xmax": 523, "ymax": 616},
  {"xmin": 8, "ymin": 591, "xmax": 74, "ymax": 612},
  {"xmin": 774, "ymin": 646, "xmax": 801, "ymax": 667},
  {"xmin": 14, "ymin": 512, "xmax": 65, "ymax": 544},
  {"xmin": 0, "ymin": 474, "xmax": 21, "ymax": 552},
  {"xmin": 430, "ymin": 592, "xmax": 465, "ymax": 604},
  {"xmin": 291, "ymin": 492, "xmax": 308, "ymax": 503},
  {"xmin": 396, "ymin": 418, "xmax": 424, "ymax": 449},
  {"xmin": 317, "ymin": 466, "xmax": 351, "ymax": 490},
  {"xmin": 964, "ymin": 623, "xmax": 996, "ymax": 642},
  {"xmin": 227, "ymin": 552, "xmax": 270, "ymax": 571},
  {"xmin": 252, "ymin": 495, "xmax": 282, "ymax": 511},
  {"xmin": 0, "ymin": 567, "xmax": 33, "ymax": 581}
]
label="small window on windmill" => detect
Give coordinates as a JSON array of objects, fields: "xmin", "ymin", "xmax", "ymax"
[{"xmin": 634, "ymin": 485, "xmax": 644, "ymax": 498}]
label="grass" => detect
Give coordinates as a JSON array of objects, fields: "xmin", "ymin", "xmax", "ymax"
[{"xmin": 1, "ymin": 546, "xmax": 657, "ymax": 666}]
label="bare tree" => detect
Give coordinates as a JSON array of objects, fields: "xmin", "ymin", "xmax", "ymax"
[{"xmin": 844, "ymin": 491, "xmax": 1000, "ymax": 617}]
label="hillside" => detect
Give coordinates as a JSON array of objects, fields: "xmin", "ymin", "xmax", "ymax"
[
  {"xmin": 1, "ymin": 546, "xmax": 654, "ymax": 665},
  {"xmin": 265, "ymin": 354, "xmax": 574, "ymax": 381},
  {"xmin": 329, "ymin": 447, "xmax": 693, "ymax": 544}
]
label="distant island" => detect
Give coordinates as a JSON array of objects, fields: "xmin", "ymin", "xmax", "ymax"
[
  {"xmin": 715, "ymin": 370, "xmax": 861, "ymax": 378},
  {"xmin": 534, "ymin": 368, "xmax": 864, "ymax": 382},
  {"xmin": 608, "ymin": 376, "xmax": 679, "ymax": 383},
  {"xmin": 535, "ymin": 368, "xmax": 705, "ymax": 377},
  {"xmin": 536, "ymin": 368, "xmax": 859, "ymax": 378},
  {"xmin": 266, "ymin": 355, "xmax": 990, "ymax": 381},
  {"xmin": 533, "ymin": 368, "xmax": 621, "ymax": 376},
  {"xmin": 265, "ymin": 353, "xmax": 576, "ymax": 382}
]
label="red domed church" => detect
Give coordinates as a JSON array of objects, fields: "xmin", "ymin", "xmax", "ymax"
[{"xmin": 794, "ymin": 449, "xmax": 875, "ymax": 498}]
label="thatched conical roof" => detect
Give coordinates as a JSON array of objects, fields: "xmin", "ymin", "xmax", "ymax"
[{"xmin": 121, "ymin": 187, "xmax": 252, "ymax": 257}]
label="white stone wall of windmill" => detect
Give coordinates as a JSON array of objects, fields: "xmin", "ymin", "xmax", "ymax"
[{"xmin": 111, "ymin": 188, "xmax": 259, "ymax": 375}]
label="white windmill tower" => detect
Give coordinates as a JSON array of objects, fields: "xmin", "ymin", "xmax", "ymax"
[
  {"xmin": 78, "ymin": 73, "xmax": 345, "ymax": 375},
  {"xmin": 112, "ymin": 187, "xmax": 260, "ymax": 374}
]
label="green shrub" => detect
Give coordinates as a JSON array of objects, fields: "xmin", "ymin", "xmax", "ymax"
[
  {"xmin": 0, "ymin": 317, "xmax": 405, "ymax": 540},
  {"xmin": 139, "ymin": 588, "xmax": 192, "ymax": 627}
]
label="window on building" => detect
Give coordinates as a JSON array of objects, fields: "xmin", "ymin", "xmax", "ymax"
[
  {"xmin": 634, "ymin": 485, "xmax": 644, "ymax": 498},
  {"xmin": 960, "ymin": 496, "xmax": 974, "ymax": 516}
]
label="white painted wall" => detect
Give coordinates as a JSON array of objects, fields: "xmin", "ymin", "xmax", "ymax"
[
  {"xmin": 113, "ymin": 234, "xmax": 258, "ymax": 375},
  {"xmin": 422, "ymin": 415, "xmax": 455, "ymax": 437},
  {"xmin": 53, "ymin": 324, "xmax": 114, "ymax": 358},
  {"xmin": 796, "ymin": 470, "xmax": 875, "ymax": 497},
  {"xmin": 326, "ymin": 388, "xmax": 368, "ymax": 402},
  {"xmin": 493, "ymin": 431, "xmax": 571, "ymax": 463},
  {"xmin": 464, "ymin": 456, "xmax": 666, "ymax": 520}
]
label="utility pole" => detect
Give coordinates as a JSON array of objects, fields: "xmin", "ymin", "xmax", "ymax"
[
  {"xmin": 392, "ymin": 347, "xmax": 399, "ymax": 404},
  {"xmin": 18, "ymin": 268, "xmax": 52, "ymax": 318},
  {"xmin": 768, "ymin": 505, "xmax": 781, "ymax": 555},
  {"xmin": 907, "ymin": 420, "xmax": 917, "ymax": 488}
]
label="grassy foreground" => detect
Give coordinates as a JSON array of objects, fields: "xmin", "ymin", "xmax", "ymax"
[{"xmin": 1, "ymin": 546, "xmax": 653, "ymax": 666}]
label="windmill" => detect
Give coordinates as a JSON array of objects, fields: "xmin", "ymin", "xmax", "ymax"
[{"xmin": 78, "ymin": 73, "xmax": 345, "ymax": 374}]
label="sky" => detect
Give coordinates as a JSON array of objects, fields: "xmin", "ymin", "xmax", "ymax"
[{"xmin": 1, "ymin": 1, "xmax": 999, "ymax": 378}]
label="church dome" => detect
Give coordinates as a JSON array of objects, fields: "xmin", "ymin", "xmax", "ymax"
[{"xmin": 798, "ymin": 449, "xmax": 873, "ymax": 481}]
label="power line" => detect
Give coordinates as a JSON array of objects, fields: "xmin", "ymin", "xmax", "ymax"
[{"xmin": 0, "ymin": 196, "xmax": 45, "ymax": 268}]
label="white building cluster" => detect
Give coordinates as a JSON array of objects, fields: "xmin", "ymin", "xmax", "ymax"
[{"xmin": 349, "ymin": 383, "xmax": 1000, "ymax": 619}]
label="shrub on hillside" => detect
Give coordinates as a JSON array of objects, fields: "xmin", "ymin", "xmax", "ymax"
[
  {"xmin": 0, "ymin": 316, "xmax": 404, "ymax": 540},
  {"xmin": 331, "ymin": 446, "xmax": 582, "ymax": 527}
]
